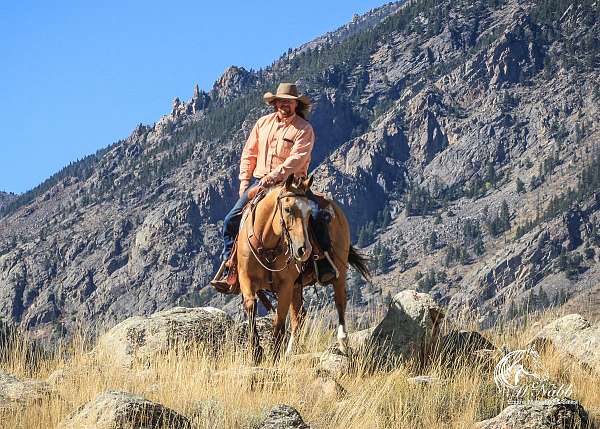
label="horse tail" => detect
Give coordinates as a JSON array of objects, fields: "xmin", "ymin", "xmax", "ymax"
[{"xmin": 348, "ymin": 245, "xmax": 371, "ymax": 281}]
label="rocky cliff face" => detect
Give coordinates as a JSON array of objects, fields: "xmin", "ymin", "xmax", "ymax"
[
  {"xmin": 0, "ymin": 192, "xmax": 16, "ymax": 212},
  {"xmin": 1, "ymin": 0, "xmax": 600, "ymax": 342}
]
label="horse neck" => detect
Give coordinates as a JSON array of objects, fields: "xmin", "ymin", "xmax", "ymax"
[{"xmin": 253, "ymin": 189, "xmax": 281, "ymax": 248}]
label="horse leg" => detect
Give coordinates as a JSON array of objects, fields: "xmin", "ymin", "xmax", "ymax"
[
  {"xmin": 242, "ymin": 288, "xmax": 263, "ymax": 364},
  {"xmin": 332, "ymin": 272, "xmax": 349, "ymax": 355},
  {"xmin": 287, "ymin": 282, "xmax": 306, "ymax": 355},
  {"xmin": 272, "ymin": 283, "xmax": 293, "ymax": 360}
]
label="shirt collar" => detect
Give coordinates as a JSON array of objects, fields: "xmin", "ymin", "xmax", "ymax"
[{"xmin": 276, "ymin": 112, "xmax": 296, "ymax": 125}]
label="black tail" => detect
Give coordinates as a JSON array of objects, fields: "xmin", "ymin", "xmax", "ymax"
[{"xmin": 348, "ymin": 245, "xmax": 371, "ymax": 281}]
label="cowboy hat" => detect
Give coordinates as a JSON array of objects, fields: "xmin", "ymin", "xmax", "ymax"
[{"xmin": 263, "ymin": 83, "xmax": 311, "ymax": 107}]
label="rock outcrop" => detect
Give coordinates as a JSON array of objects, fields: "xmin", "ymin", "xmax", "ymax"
[
  {"xmin": 369, "ymin": 290, "xmax": 444, "ymax": 366},
  {"xmin": 475, "ymin": 399, "xmax": 590, "ymax": 429},
  {"xmin": 0, "ymin": 371, "xmax": 53, "ymax": 409},
  {"xmin": 529, "ymin": 313, "xmax": 600, "ymax": 375},
  {"xmin": 1, "ymin": 0, "xmax": 600, "ymax": 342},
  {"xmin": 436, "ymin": 330, "xmax": 497, "ymax": 366},
  {"xmin": 94, "ymin": 307, "xmax": 233, "ymax": 367},
  {"xmin": 58, "ymin": 390, "xmax": 191, "ymax": 429},
  {"xmin": 257, "ymin": 404, "xmax": 310, "ymax": 429}
]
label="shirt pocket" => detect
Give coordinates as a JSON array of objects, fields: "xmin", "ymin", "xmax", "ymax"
[{"xmin": 276, "ymin": 137, "xmax": 294, "ymax": 160}]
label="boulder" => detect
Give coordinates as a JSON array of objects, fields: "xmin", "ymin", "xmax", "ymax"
[
  {"xmin": 305, "ymin": 375, "xmax": 346, "ymax": 402},
  {"xmin": 94, "ymin": 307, "xmax": 233, "ymax": 367},
  {"xmin": 475, "ymin": 399, "xmax": 589, "ymax": 429},
  {"xmin": 0, "ymin": 371, "xmax": 53, "ymax": 409},
  {"xmin": 370, "ymin": 290, "xmax": 444, "ymax": 366},
  {"xmin": 258, "ymin": 404, "xmax": 309, "ymax": 429},
  {"xmin": 528, "ymin": 314, "xmax": 600, "ymax": 374},
  {"xmin": 58, "ymin": 390, "xmax": 191, "ymax": 429},
  {"xmin": 436, "ymin": 330, "xmax": 497, "ymax": 366},
  {"xmin": 316, "ymin": 351, "xmax": 350, "ymax": 378},
  {"xmin": 347, "ymin": 327, "xmax": 375, "ymax": 352},
  {"xmin": 232, "ymin": 316, "xmax": 276, "ymax": 352}
]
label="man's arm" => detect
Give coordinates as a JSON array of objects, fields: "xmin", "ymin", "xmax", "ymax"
[
  {"xmin": 238, "ymin": 121, "xmax": 260, "ymax": 195},
  {"xmin": 264, "ymin": 125, "xmax": 314, "ymax": 184}
]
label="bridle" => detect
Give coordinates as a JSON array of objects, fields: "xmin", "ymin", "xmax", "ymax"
[{"xmin": 246, "ymin": 187, "xmax": 310, "ymax": 273}]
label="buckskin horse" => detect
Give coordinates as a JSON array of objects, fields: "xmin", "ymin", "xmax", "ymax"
[{"xmin": 235, "ymin": 175, "xmax": 370, "ymax": 361}]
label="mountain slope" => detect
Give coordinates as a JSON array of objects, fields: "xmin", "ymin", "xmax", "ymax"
[{"xmin": 1, "ymin": 0, "xmax": 600, "ymax": 341}]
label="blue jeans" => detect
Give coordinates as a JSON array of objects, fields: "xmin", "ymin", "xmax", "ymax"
[{"xmin": 221, "ymin": 177, "xmax": 259, "ymax": 261}]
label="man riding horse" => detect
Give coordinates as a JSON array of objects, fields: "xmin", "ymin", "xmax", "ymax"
[{"xmin": 211, "ymin": 83, "xmax": 338, "ymax": 289}]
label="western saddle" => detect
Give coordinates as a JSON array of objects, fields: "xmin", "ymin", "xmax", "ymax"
[{"xmin": 211, "ymin": 185, "xmax": 334, "ymax": 298}]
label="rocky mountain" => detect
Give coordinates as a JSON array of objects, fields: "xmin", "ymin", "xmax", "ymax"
[
  {"xmin": 1, "ymin": 0, "xmax": 600, "ymax": 342},
  {"xmin": 0, "ymin": 192, "xmax": 16, "ymax": 212}
]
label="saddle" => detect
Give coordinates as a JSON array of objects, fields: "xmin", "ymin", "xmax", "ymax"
[{"xmin": 212, "ymin": 187, "xmax": 331, "ymax": 296}]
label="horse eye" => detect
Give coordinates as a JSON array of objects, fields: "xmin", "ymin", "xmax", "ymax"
[{"xmin": 284, "ymin": 207, "xmax": 292, "ymax": 214}]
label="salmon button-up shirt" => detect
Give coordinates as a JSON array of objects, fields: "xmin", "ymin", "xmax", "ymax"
[{"xmin": 239, "ymin": 112, "xmax": 315, "ymax": 191}]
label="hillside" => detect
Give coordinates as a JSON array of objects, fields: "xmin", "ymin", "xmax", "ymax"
[
  {"xmin": 1, "ymin": 0, "xmax": 600, "ymax": 342},
  {"xmin": 0, "ymin": 192, "xmax": 16, "ymax": 212}
]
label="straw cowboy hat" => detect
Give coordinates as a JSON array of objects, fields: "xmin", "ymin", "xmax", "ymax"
[{"xmin": 264, "ymin": 83, "xmax": 312, "ymax": 117}]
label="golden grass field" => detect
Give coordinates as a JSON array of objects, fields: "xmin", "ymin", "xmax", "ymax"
[{"xmin": 1, "ymin": 305, "xmax": 599, "ymax": 429}]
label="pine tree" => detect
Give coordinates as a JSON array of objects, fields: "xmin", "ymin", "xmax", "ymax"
[
  {"xmin": 500, "ymin": 200, "xmax": 511, "ymax": 231},
  {"xmin": 516, "ymin": 178, "xmax": 525, "ymax": 193}
]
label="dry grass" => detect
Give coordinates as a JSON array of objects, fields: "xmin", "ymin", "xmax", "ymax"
[{"xmin": 1, "ymin": 306, "xmax": 599, "ymax": 429}]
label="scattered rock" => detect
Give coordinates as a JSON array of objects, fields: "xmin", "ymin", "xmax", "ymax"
[
  {"xmin": 370, "ymin": 290, "xmax": 444, "ymax": 367},
  {"xmin": 258, "ymin": 404, "xmax": 309, "ymax": 429},
  {"xmin": 58, "ymin": 390, "xmax": 191, "ymax": 429},
  {"xmin": 475, "ymin": 399, "xmax": 589, "ymax": 429},
  {"xmin": 529, "ymin": 314, "xmax": 600, "ymax": 374},
  {"xmin": 316, "ymin": 351, "xmax": 350, "ymax": 378},
  {"xmin": 347, "ymin": 327, "xmax": 375, "ymax": 351},
  {"xmin": 0, "ymin": 371, "xmax": 53, "ymax": 409},
  {"xmin": 436, "ymin": 330, "xmax": 497, "ymax": 366},
  {"xmin": 94, "ymin": 307, "xmax": 233, "ymax": 367},
  {"xmin": 232, "ymin": 316, "xmax": 276, "ymax": 352},
  {"xmin": 305, "ymin": 375, "xmax": 346, "ymax": 402}
]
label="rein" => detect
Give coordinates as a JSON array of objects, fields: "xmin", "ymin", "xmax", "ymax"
[{"xmin": 246, "ymin": 188, "xmax": 308, "ymax": 273}]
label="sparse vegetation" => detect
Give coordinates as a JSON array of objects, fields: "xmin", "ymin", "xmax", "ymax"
[{"xmin": 1, "ymin": 307, "xmax": 599, "ymax": 428}]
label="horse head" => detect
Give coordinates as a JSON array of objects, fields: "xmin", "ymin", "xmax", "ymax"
[{"xmin": 277, "ymin": 175, "xmax": 314, "ymax": 262}]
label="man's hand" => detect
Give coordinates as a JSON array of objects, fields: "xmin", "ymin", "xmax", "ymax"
[{"xmin": 258, "ymin": 174, "xmax": 277, "ymax": 187}]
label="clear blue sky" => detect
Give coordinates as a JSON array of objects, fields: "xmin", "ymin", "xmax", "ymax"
[{"xmin": 0, "ymin": 0, "xmax": 389, "ymax": 194}]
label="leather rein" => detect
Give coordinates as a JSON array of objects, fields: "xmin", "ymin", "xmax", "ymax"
[{"xmin": 246, "ymin": 187, "xmax": 308, "ymax": 273}]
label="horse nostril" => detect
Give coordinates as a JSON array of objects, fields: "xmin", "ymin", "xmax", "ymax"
[{"xmin": 297, "ymin": 246, "xmax": 305, "ymax": 257}]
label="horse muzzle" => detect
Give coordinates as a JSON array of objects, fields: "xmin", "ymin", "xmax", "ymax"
[{"xmin": 293, "ymin": 244, "xmax": 312, "ymax": 262}]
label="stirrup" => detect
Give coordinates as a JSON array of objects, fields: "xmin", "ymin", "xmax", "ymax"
[
  {"xmin": 314, "ymin": 251, "xmax": 339, "ymax": 285},
  {"xmin": 210, "ymin": 260, "xmax": 229, "ymax": 288}
]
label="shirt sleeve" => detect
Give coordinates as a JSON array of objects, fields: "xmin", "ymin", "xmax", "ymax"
[
  {"xmin": 268, "ymin": 124, "xmax": 315, "ymax": 182},
  {"xmin": 239, "ymin": 120, "xmax": 260, "ymax": 181}
]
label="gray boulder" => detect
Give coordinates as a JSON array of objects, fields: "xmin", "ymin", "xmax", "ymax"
[
  {"xmin": 370, "ymin": 290, "xmax": 444, "ymax": 366},
  {"xmin": 529, "ymin": 314, "xmax": 600, "ymax": 375},
  {"xmin": 258, "ymin": 404, "xmax": 309, "ymax": 429},
  {"xmin": 58, "ymin": 390, "xmax": 191, "ymax": 429},
  {"xmin": 0, "ymin": 371, "xmax": 53, "ymax": 409},
  {"xmin": 94, "ymin": 306, "xmax": 233, "ymax": 367},
  {"xmin": 436, "ymin": 330, "xmax": 497, "ymax": 366},
  {"xmin": 475, "ymin": 399, "xmax": 589, "ymax": 429},
  {"xmin": 316, "ymin": 351, "xmax": 350, "ymax": 378}
]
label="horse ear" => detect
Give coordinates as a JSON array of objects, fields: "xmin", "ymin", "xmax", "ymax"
[
  {"xmin": 285, "ymin": 174, "xmax": 295, "ymax": 189},
  {"xmin": 304, "ymin": 174, "xmax": 314, "ymax": 190}
]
